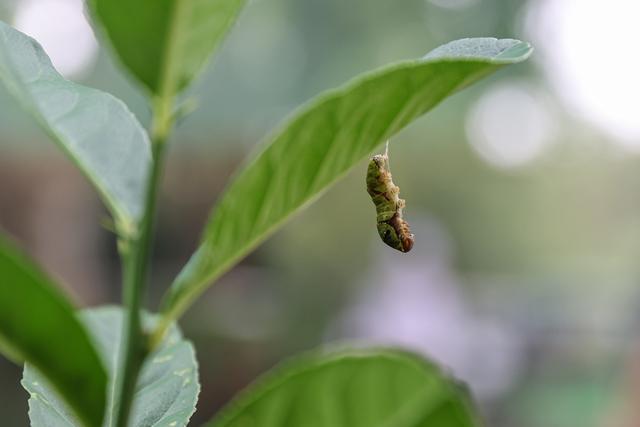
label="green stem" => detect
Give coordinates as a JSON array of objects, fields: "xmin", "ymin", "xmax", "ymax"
[{"xmin": 112, "ymin": 96, "xmax": 173, "ymax": 427}]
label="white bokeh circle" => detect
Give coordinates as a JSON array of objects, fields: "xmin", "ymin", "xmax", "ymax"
[
  {"xmin": 525, "ymin": 0, "xmax": 640, "ymax": 150},
  {"xmin": 13, "ymin": 0, "xmax": 98, "ymax": 78},
  {"xmin": 466, "ymin": 82, "xmax": 556, "ymax": 169}
]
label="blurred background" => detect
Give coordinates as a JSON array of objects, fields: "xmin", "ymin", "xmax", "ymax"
[{"xmin": 1, "ymin": 0, "xmax": 640, "ymax": 425}]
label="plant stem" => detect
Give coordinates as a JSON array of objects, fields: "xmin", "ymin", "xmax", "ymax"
[{"xmin": 112, "ymin": 96, "xmax": 173, "ymax": 427}]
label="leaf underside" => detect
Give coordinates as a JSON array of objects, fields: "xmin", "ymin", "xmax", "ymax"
[
  {"xmin": 0, "ymin": 20, "xmax": 151, "ymax": 233},
  {"xmin": 161, "ymin": 38, "xmax": 533, "ymax": 323},
  {"xmin": 23, "ymin": 307, "xmax": 200, "ymax": 427}
]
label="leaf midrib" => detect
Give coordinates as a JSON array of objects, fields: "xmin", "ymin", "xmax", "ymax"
[{"xmin": 158, "ymin": 0, "xmax": 189, "ymax": 101}]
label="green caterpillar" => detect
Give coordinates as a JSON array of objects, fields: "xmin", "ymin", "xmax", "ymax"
[{"xmin": 366, "ymin": 144, "xmax": 414, "ymax": 253}]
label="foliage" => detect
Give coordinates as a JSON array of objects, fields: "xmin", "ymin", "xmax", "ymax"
[
  {"xmin": 207, "ymin": 348, "xmax": 481, "ymax": 427},
  {"xmin": 0, "ymin": 1, "xmax": 531, "ymax": 425},
  {"xmin": 159, "ymin": 38, "xmax": 532, "ymax": 334},
  {"xmin": 23, "ymin": 307, "xmax": 198, "ymax": 426},
  {"xmin": 0, "ymin": 237, "xmax": 107, "ymax": 427},
  {"xmin": 0, "ymin": 20, "xmax": 150, "ymax": 236}
]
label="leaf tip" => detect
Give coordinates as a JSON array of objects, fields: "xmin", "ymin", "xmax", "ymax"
[
  {"xmin": 423, "ymin": 37, "xmax": 533, "ymax": 63},
  {"xmin": 496, "ymin": 40, "xmax": 534, "ymax": 61}
]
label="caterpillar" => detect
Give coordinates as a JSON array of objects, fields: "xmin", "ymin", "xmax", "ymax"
[{"xmin": 366, "ymin": 143, "xmax": 414, "ymax": 253}]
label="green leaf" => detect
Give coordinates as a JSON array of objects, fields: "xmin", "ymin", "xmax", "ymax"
[
  {"xmin": 158, "ymin": 38, "xmax": 533, "ymax": 326},
  {"xmin": 88, "ymin": 0, "xmax": 247, "ymax": 96},
  {"xmin": 0, "ymin": 236, "xmax": 107, "ymax": 427},
  {"xmin": 23, "ymin": 306, "xmax": 200, "ymax": 427},
  {"xmin": 0, "ymin": 20, "xmax": 151, "ymax": 235},
  {"xmin": 206, "ymin": 348, "xmax": 481, "ymax": 427}
]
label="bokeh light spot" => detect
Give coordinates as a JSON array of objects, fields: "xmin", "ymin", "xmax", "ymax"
[
  {"xmin": 13, "ymin": 0, "xmax": 98, "ymax": 78},
  {"xmin": 525, "ymin": 0, "xmax": 640, "ymax": 149},
  {"xmin": 466, "ymin": 82, "xmax": 556, "ymax": 169}
]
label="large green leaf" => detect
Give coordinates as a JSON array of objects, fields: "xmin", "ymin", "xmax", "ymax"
[
  {"xmin": 23, "ymin": 306, "xmax": 200, "ymax": 427},
  {"xmin": 206, "ymin": 348, "xmax": 481, "ymax": 427},
  {"xmin": 0, "ymin": 236, "xmax": 107, "ymax": 427},
  {"xmin": 88, "ymin": 0, "xmax": 247, "ymax": 96},
  {"xmin": 158, "ymin": 38, "xmax": 533, "ymax": 326},
  {"xmin": 0, "ymin": 21, "xmax": 150, "ymax": 235}
]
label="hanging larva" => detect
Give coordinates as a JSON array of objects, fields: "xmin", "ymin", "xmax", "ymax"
[{"xmin": 366, "ymin": 142, "xmax": 414, "ymax": 253}]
